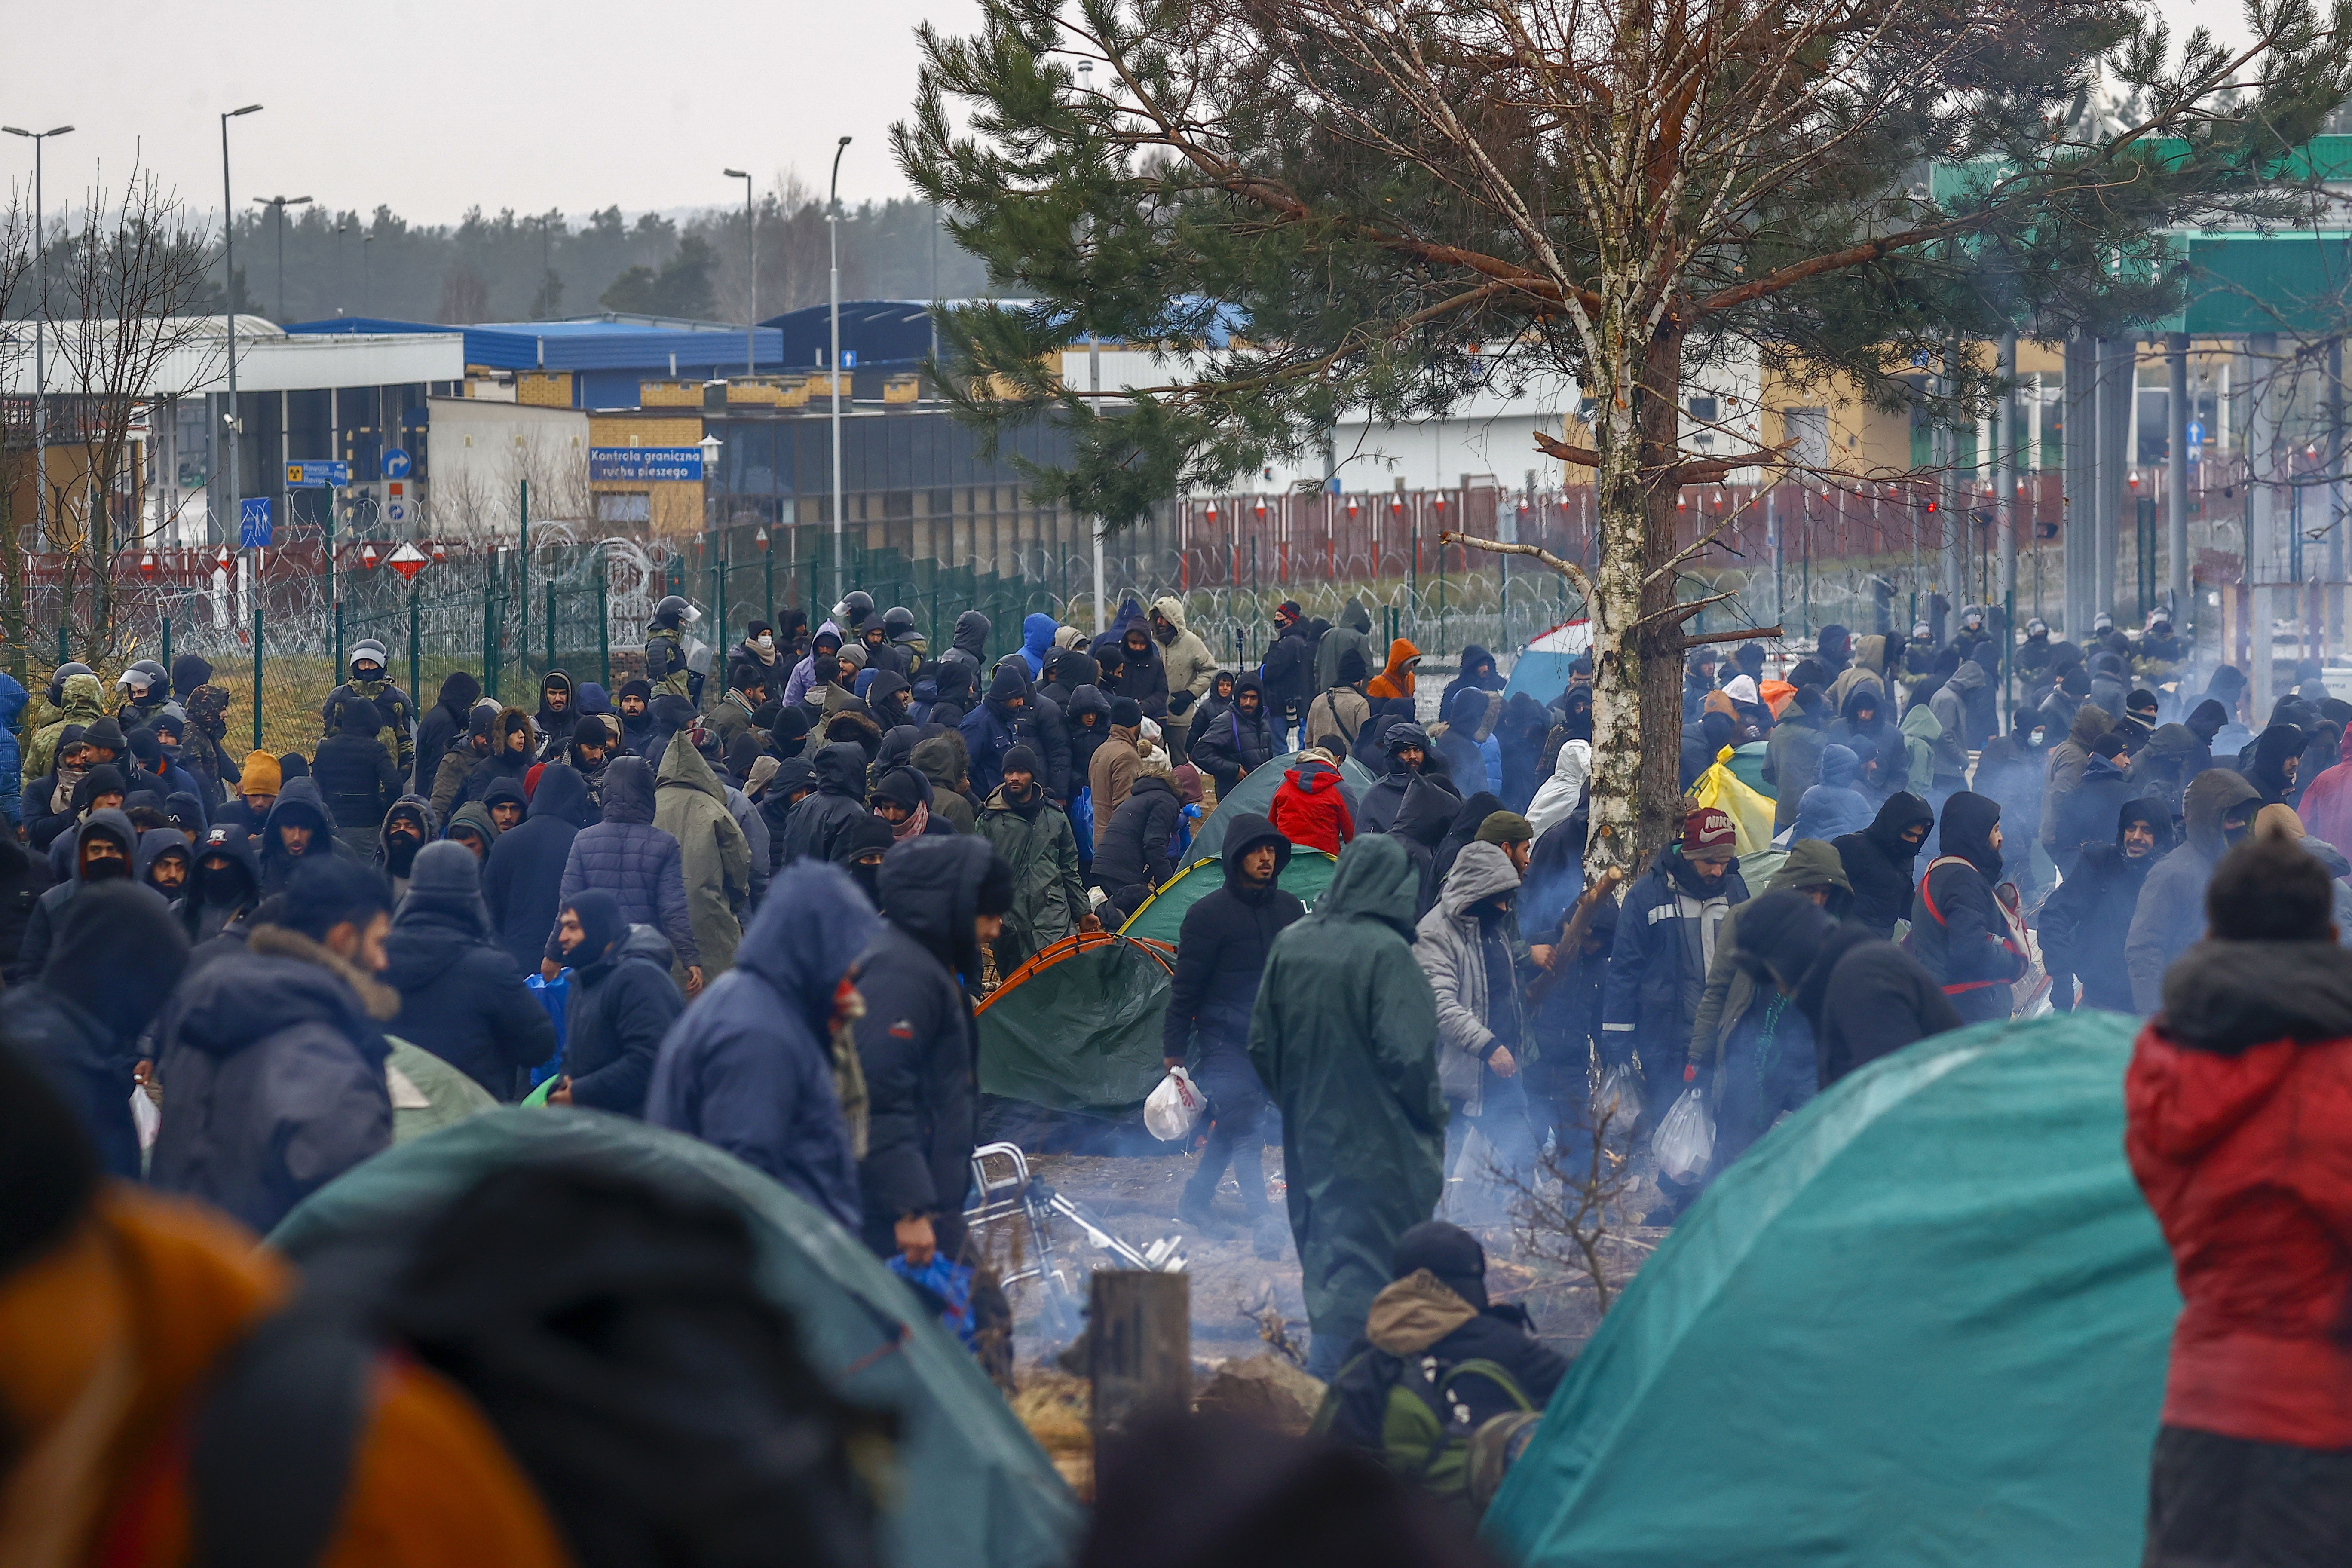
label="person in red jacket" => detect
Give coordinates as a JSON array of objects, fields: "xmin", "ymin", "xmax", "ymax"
[
  {"xmin": 1268, "ymin": 745, "xmax": 1356, "ymax": 855},
  {"xmin": 2127, "ymin": 833, "xmax": 2352, "ymax": 1565}
]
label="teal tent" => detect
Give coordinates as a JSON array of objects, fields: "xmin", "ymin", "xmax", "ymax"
[
  {"xmin": 1192, "ymin": 751, "xmax": 1378, "ymax": 860},
  {"xmin": 1484, "ymin": 1012, "xmax": 2177, "ymax": 1568},
  {"xmin": 1118, "ymin": 849, "xmax": 1340, "ymax": 945},
  {"xmin": 977, "ymin": 932, "xmax": 1176, "ymax": 1115},
  {"xmin": 268, "ymin": 1112, "xmax": 1082, "ymax": 1568}
]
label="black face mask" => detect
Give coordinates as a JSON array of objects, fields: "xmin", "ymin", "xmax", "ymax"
[
  {"xmin": 384, "ymin": 830, "xmax": 423, "ymax": 876},
  {"xmin": 82, "ymin": 853, "xmax": 130, "ymax": 882},
  {"xmin": 846, "ymin": 857, "xmax": 882, "ymax": 902}
]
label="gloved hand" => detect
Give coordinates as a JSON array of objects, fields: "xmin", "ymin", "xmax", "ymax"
[{"xmin": 1168, "ymin": 691, "xmax": 1195, "ymax": 715}]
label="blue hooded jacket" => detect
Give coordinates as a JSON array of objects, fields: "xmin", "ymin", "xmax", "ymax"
[
  {"xmin": 1788, "ymin": 742, "xmax": 1877, "ymax": 844},
  {"xmin": 0, "ymin": 669, "xmax": 26, "ymax": 825},
  {"xmin": 1019, "ymin": 612, "xmax": 1058, "ymax": 678},
  {"xmin": 645, "ymin": 859, "xmax": 878, "ymax": 1227}
]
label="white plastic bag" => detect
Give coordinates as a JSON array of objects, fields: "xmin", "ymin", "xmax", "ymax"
[
  {"xmin": 1592, "ymin": 1063, "xmax": 1641, "ymax": 1124},
  {"xmin": 1144, "ymin": 1066, "xmax": 1206, "ymax": 1142},
  {"xmin": 129, "ymin": 1085, "xmax": 160, "ymax": 1151},
  {"xmin": 1651, "ymin": 1086, "xmax": 1715, "ymax": 1185}
]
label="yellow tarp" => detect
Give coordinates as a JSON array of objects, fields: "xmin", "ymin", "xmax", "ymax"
[{"xmin": 1689, "ymin": 746, "xmax": 1776, "ymax": 855}]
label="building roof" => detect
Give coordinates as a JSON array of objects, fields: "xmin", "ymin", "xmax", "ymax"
[{"xmin": 285, "ymin": 316, "xmax": 786, "ymax": 374}]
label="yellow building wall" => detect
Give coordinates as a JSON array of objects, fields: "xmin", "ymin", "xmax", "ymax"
[{"xmin": 586, "ymin": 412, "xmax": 707, "ymax": 537}]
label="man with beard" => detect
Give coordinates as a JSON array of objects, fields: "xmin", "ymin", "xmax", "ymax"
[
  {"xmin": 2127, "ymin": 769, "xmax": 2264, "ymax": 1011},
  {"xmin": 2040, "ymin": 798, "xmax": 2168, "ymax": 1013},
  {"xmin": 373, "ymin": 794, "xmax": 435, "ymax": 900},
  {"xmin": 545, "ymin": 888, "xmax": 684, "ymax": 1118},
  {"xmin": 616, "ymin": 677, "xmax": 656, "ymax": 753},
  {"xmin": 534, "ymin": 668, "xmax": 582, "ymax": 760},
  {"xmin": 11, "ymin": 809, "xmax": 146, "ymax": 983},
  {"xmin": 972, "ymin": 746, "xmax": 1090, "ymax": 970}
]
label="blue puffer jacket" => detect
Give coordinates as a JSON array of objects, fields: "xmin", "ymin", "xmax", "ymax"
[
  {"xmin": 0, "ymin": 670, "xmax": 27, "ymax": 826},
  {"xmin": 647, "ymin": 859, "xmax": 879, "ymax": 1227},
  {"xmin": 543, "ymin": 755, "xmax": 699, "ymax": 968}
]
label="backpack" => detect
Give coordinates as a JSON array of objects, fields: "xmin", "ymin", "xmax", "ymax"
[{"xmin": 1312, "ymin": 1342, "xmax": 1539, "ymax": 1508}]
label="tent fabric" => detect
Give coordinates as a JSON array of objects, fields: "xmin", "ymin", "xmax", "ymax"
[
  {"xmin": 1117, "ymin": 849, "xmax": 1339, "ymax": 946},
  {"xmin": 1503, "ymin": 619, "xmax": 1592, "ymax": 704},
  {"xmin": 1195, "ymin": 751, "xmax": 1360, "ymax": 859},
  {"xmin": 267, "ymin": 1110, "xmax": 1081, "ymax": 1568},
  {"xmin": 1483, "ymin": 1011, "xmax": 2176, "ymax": 1568},
  {"xmin": 384, "ymin": 1036, "xmax": 500, "ymax": 1142},
  {"xmin": 976, "ymin": 932, "xmax": 1176, "ymax": 1115}
]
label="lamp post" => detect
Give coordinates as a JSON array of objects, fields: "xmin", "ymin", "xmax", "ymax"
[
  {"xmin": 1, "ymin": 123, "xmax": 70, "ymax": 557},
  {"xmin": 253, "ymin": 193, "xmax": 311, "ymax": 320},
  {"xmin": 701, "ymin": 432, "xmax": 726, "ymax": 629},
  {"xmin": 723, "ymin": 168, "xmax": 755, "ymax": 376},
  {"xmin": 828, "ymin": 135, "xmax": 851, "ymax": 605},
  {"xmin": 220, "ymin": 104, "xmax": 263, "ymax": 744}
]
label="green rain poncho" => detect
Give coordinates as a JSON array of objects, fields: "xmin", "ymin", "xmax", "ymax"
[{"xmin": 1249, "ymin": 833, "xmax": 1445, "ymax": 1362}]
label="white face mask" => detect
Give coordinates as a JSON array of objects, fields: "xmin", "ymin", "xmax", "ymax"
[{"xmin": 757, "ymin": 635, "xmax": 774, "ymax": 652}]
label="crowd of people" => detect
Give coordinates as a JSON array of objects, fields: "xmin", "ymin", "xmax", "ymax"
[{"xmin": 3, "ymin": 583, "xmax": 2349, "ymax": 1563}]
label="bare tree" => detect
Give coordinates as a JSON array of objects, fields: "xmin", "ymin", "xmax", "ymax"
[
  {"xmin": 0, "ymin": 187, "xmax": 34, "ymax": 677},
  {"xmin": 44, "ymin": 164, "xmax": 216, "ymax": 663}
]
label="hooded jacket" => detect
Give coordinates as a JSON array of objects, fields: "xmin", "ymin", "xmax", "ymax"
[
  {"xmin": 2039, "ymin": 798, "xmax": 2169, "ymax": 1014},
  {"xmin": 1315, "ymin": 597, "xmax": 1378, "ymax": 695},
  {"xmin": 1525, "ymin": 738, "xmax": 1592, "ymax": 839},
  {"xmin": 646, "ymin": 860, "xmax": 878, "ymax": 1227},
  {"xmin": 1908, "ymin": 791, "xmax": 2023, "ymax": 1023},
  {"xmin": 1165, "ymin": 814, "xmax": 1305, "ymax": 1064},
  {"xmin": 1063, "ymin": 683, "xmax": 1111, "ymax": 787},
  {"xmin": 412, "ymin": 669, "xmax": 482, "ymax": 796},
  {"xmin": 456, "ymin": 707, "xmax": 538, "ymax": 812},
  {"xmin": 180, "ymin": 822, "xmax": 260, "ymax": 947},
  {"xmin": 483, "ymin": 762, "xmax": 592, "ymax": 975},
  {"xmin": 910, "ymin": 733, "xmax": 977, "ymax": 835},
  {"xmin": 960, "ymin": 665, "xmax": 1044, "ymax": 799},
  {"xmin": 1248, "ymin": 835, "xmax": 1445, "ymax": 1357},
  {"xmin": 254, "ymin": 778, "xmax": 352, "ymax": 896},
  {"xmin": 373, "ymin": 792, "xmax": 438, "ymax": 895},
  {"xmin": 1431, "ymin": 686, "xmax": 1502, "ymax": 798},
  {"xmin": 1823, "ymin": 684, "xmax": 1905, "ymax": 797},
  {"xmin": 1189, "ymin": 676, "xmax": 1277, "ymax": 792},
  {"xmin": 1088, "ymin": 725, "xmax": 1144, "ymax": 845},
  {"xmin": 0, "ymin": 668, "xmax": 25, "ymax": 826},
  {"xmin": 149, "ymin": 923, "xmax": 397, "ymax": 1234},
  {"xmin": 546, "ymin": 755, "xmax": 700, "ymax": 969},
  {"xmin": 2127, "ymin": 769, "xmax": 2264, "ymax": 1012},
  {"xmin": 1259, "ymin": 616, "xmax": 1319, "ymax": 714},
  {"xmin": 655, "ymin": 732, "xmax": 752, "ymax": 978},
  {"xmin": 1149, "ymin": 597, "xmax": 1216, "ymax": 725},
  {"xmin": 1788, "ymin": 743, "xmax": 1877, "ymax": 845},
  {"xmin": 26, "ymin": 671, "xmax": 107, "ymax": 783},
  {"xmin": 1367, "ymin": 638, "xmax": 1422, "ymax": 702},
  {"xmin": 1388, "ymin": 774, "xmax": 1463, "ymax": 919},
  {"xmin": 313, "ymin": 698, "xmax": 405, "ymax": 836},
  {"xmin": 2127, "ymin": 940, "xmax": 2352, "ymax": 1446},
  {"xmin": 849, "ymin": 836, "xmax": 992, "ymax": 1255},
  {"xmin": 1412, "ymin": 841, "xmax": 1525, "ymax": 1115},
  {"xmin": 2052, "ymin": 751, "xmax": 2140, "ymax": 875},
  {"xmin": 1268, "ymin": 756, "xmax": 1356, "ymax": 856},
  {"xmin": 1092, "ymin": 771, "xmax": 1182, "ymax": 893},
  {"xmin": 974, "ymin": 778, "xmax": 1086, "ymax": 969},
  {"xmin": 10, "ymin": 808, "xmax": 142, "ymax": 984},
  {"xmin": 1438, "ymin": 644, "xmax": 1505, "ymax": 725},
  {"xmin": 1929, "ymin": 660, "xmax": 1988, "ymax": 757},
  {"xmin": 1832, "ymin": 790, "xmax": 1935, "ymax": 937},
  {"xmin": 380, "ymin": 857, "xmax": 557, "ymax": 1100},
  {"xmin": 1764, "ymin": 699, "xmax": 1829, "ymax": 830},
  {"xmin": 561, "ymin": 912, "xmax": 683, "ymax": 1118},
  {"xmin": 1015, "ymin": 612, "xmax": 1057, "ymax": 679},
  {"xmin": 1732, "ymin": 892, "xmax": 1961, "ymax": 1088},
  {"xmin": 1604, "ymin": 848, "xmax": 1749, "ymax": 1064},
  {"xmin": 1896, "ymin": 701, "xmax": 1943, "ymax": 795},
  {"xmin": 1688, "ymin": 837, "xmax": 1853, "ymax": 1072},
  {"xmin": 2040, "ymin": 703, "xmax": 2114, "ymax": 846},
  {"xmin": 775, "ymin": 742, "xmax": 873, "ymax": 870}
]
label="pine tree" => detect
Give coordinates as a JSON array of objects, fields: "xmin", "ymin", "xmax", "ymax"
[{"xmin": 900, "ymin": 0, "xmax": 2352, "ymax": 870}]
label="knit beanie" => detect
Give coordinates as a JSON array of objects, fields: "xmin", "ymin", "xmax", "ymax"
[
  {"xmin": 1475, "ymin": 810, "xmax": 1534, "ymax": 845},
  {"xmin": 1682, "ymin": 805, "xmax": 1736, "ymax": 861},
  {"xmin": 1001, "ymin": 744, "xmax": 1041, "ymax": 779},
  {"xmin": 1109, "ymin": 697, "xmax": 1142, "ymax": 729},
  {"xmin": 242, "ymin": 751, "xmax": 282, "ymax": 794}
]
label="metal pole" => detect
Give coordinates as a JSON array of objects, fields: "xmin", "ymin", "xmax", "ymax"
[
  {"xmin": 2, "ymin": 126, "xmax": 71, "ymax": 553},
  {"xmin": 409, "ymin": 588, "xmax": 420, "ymax": 710},
  {"xmin": 1092, "ymin": 331, "xmax": 1106, "ymax": 633},
  {"xmin": 2250, "ymin": 332, "xmax": 2281, "ymax": 720},
  {"xmin": 2329, "ymin": 337, "xmax": 2346, "ymax": 659},
  {"xmin": 517, "ymin": 477, "xmax": 530, "ymax": 686},
  {"xmin": 2168, "ymin": 332, "xmax": 2192, "ymax": 626},
  {"xmin": 1997, "ymin": 331, "xmax": 2018, "ymax": 696},
  {"xmin": 597, "ymin": 560, "xmax": 611, "ymax": 688},
  {"xmin": 219, "ymin": 105, "xmax": 265, "ymax": 744},
  {"xmin": 828, "ymin": 137, "xmax": 851, "ymax": 607},
  {"xmin": 726, "ymin": 168, "xmax": 756, "ymax": 375}
]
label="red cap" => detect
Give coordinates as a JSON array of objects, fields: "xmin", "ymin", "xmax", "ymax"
[{"xmin": 1682, "ymin": 805, "xmax": 1736, "ymax": 861}]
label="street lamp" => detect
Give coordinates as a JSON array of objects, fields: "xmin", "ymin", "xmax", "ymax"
[
  {"xmin": 253, "ymin": 193, "xmax": 312, "ymax": 320},
  {"xmin": 220, "ymin": 102, "xmax": 262, "ymax": 747},
  {"xmin": 723, "ymin": 168, "xmax": 755, "ymax": 376},
  {"xmin": 5, "ymin": 122, "xmax": 72, "ymax": 555},
  {"xmin": 829, "ymin": 135, "xmax": 850, "ymax": 604}
]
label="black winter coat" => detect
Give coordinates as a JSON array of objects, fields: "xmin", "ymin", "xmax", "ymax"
[
  {"xmin": 0, "ymin": 835, "xmax": 54, "ymax": 976},
  {"xmin": 775, "ymin": 744, "xmax": 871, "ymax": 868},
  {"xmin": 1830, "ymin": 792, "xmax": 1935, "ymax": 938},
  {"xmin": 379, "ymin": 899, "xmax": 557, "ymax": 1099},
  {"xmin": 2, "ymin": 982, "xmax": 142, "ymax": 1179},
  {"xmin": 482, "ymin": 764, "xmax": 592, "ymax": 974},
  {"xmin": 563, "ymin": 926, "xmax": 682, "ymax": 1118},
  {"xmin": 850, "ymin": 836, "xmax": 989, "ymax": 1256},
  {"xmin": 1260, "ymin": 623, "xmax": 1317, "ymax": 713},
  {"xmin": 411, "ymin": 672, "xmax": 480, "ymax": 796},
  {"xmin": 312, "ymin": 729, "xmax": 404, "ymax": 835},
  {"xmin": 544, "ymin": 757, "xmax": 699, "ymax": 968},
  {"xmin": 1908, "ymin": 796, "xmax": 2023, "ymax": 1025},
  {"xmin": 455, "ymin": 746, "xmax": 534, "ymax": 813},
  {"xmin": 1189, "ymin": 691, "xmax": 1277, "ymax": 798},
  {"xmin": 1091, "ymin": 774, "xmax": 1182, "ymax": 891},
  {"xmin": 1793, "ymin": 922, "xmax": 1963, "ymax": 1086},
  {"xmin": 2037, "ymin": 840, "xmax": 2158, "ymax": 1013},
  {"xmin": 1163, "ymin": 816, "xmax": 1305, "ymax": 1057}
]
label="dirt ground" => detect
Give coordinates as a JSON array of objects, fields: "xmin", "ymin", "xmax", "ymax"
[{"xmin": 988, "ymin": 1142, "xmax": 1666, "ymax": 1372}]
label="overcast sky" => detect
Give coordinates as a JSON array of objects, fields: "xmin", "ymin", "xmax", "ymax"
[{"xmin": 0, "ymin": 0, "xmax": 2261, "ymax": 229}]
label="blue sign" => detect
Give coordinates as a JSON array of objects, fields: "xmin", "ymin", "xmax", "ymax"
[
  {"xmin": 238, "ymin": 496, "xmax": 273, "ymax": 549},
  {"xmin": 588, "ymin": 446, "xmax": 705, "ymax": 482},
  {"xmin": 2185, "ymin": 420, "xmax": 2204, "ymax": 451},
  {"xmin": 285, "ymin": 459, "xmax": 350, "ymax": 488},
  {"xmin": 841, "ymin": 349, "xmax": 858, "ymax": 369},
  {"xmin": 382, "ymin": 447, "xmax": 411, "ymax": 480}
]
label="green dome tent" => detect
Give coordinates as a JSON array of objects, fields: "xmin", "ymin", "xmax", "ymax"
[
  {"xmin": 268, "ymin": 1112, "xmax": 1082, "ymax": 1568},
  {"xmin": 1191, "ymin": 751, "xmax": 1379, "ymax": 860},
  {"xmin": 1117, "ymin": 848, "xmax": 1340, "ymax": 945},
  {"xmin": 977, "ymin": 932, "xmax": 1176, "ymax": 1116},
  {"xmin": 1484, "ymin": 1011, "xmax": 2177, "ymax": 1568}
]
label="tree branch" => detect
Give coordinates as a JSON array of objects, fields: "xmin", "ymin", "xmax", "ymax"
[
  {"xmin": 1683, "ymin": 622, "xmax": 1783, "ymax": 648},
  {"xmin": 1531, "ymin": 431, "xmax": 1601, "ymax": 468},
  {"xmin": 1440, "ymin": 530, "xmax": 1595, "ymax": 602},
  {"xmin": 1628, "ymin": 591, "xmax": 1741, "ymax": 636}
]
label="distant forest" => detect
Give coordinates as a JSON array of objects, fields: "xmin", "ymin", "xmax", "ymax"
[{"xmin": 6, "ymin": 177, "xmax": 998, "ymax": 328}]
